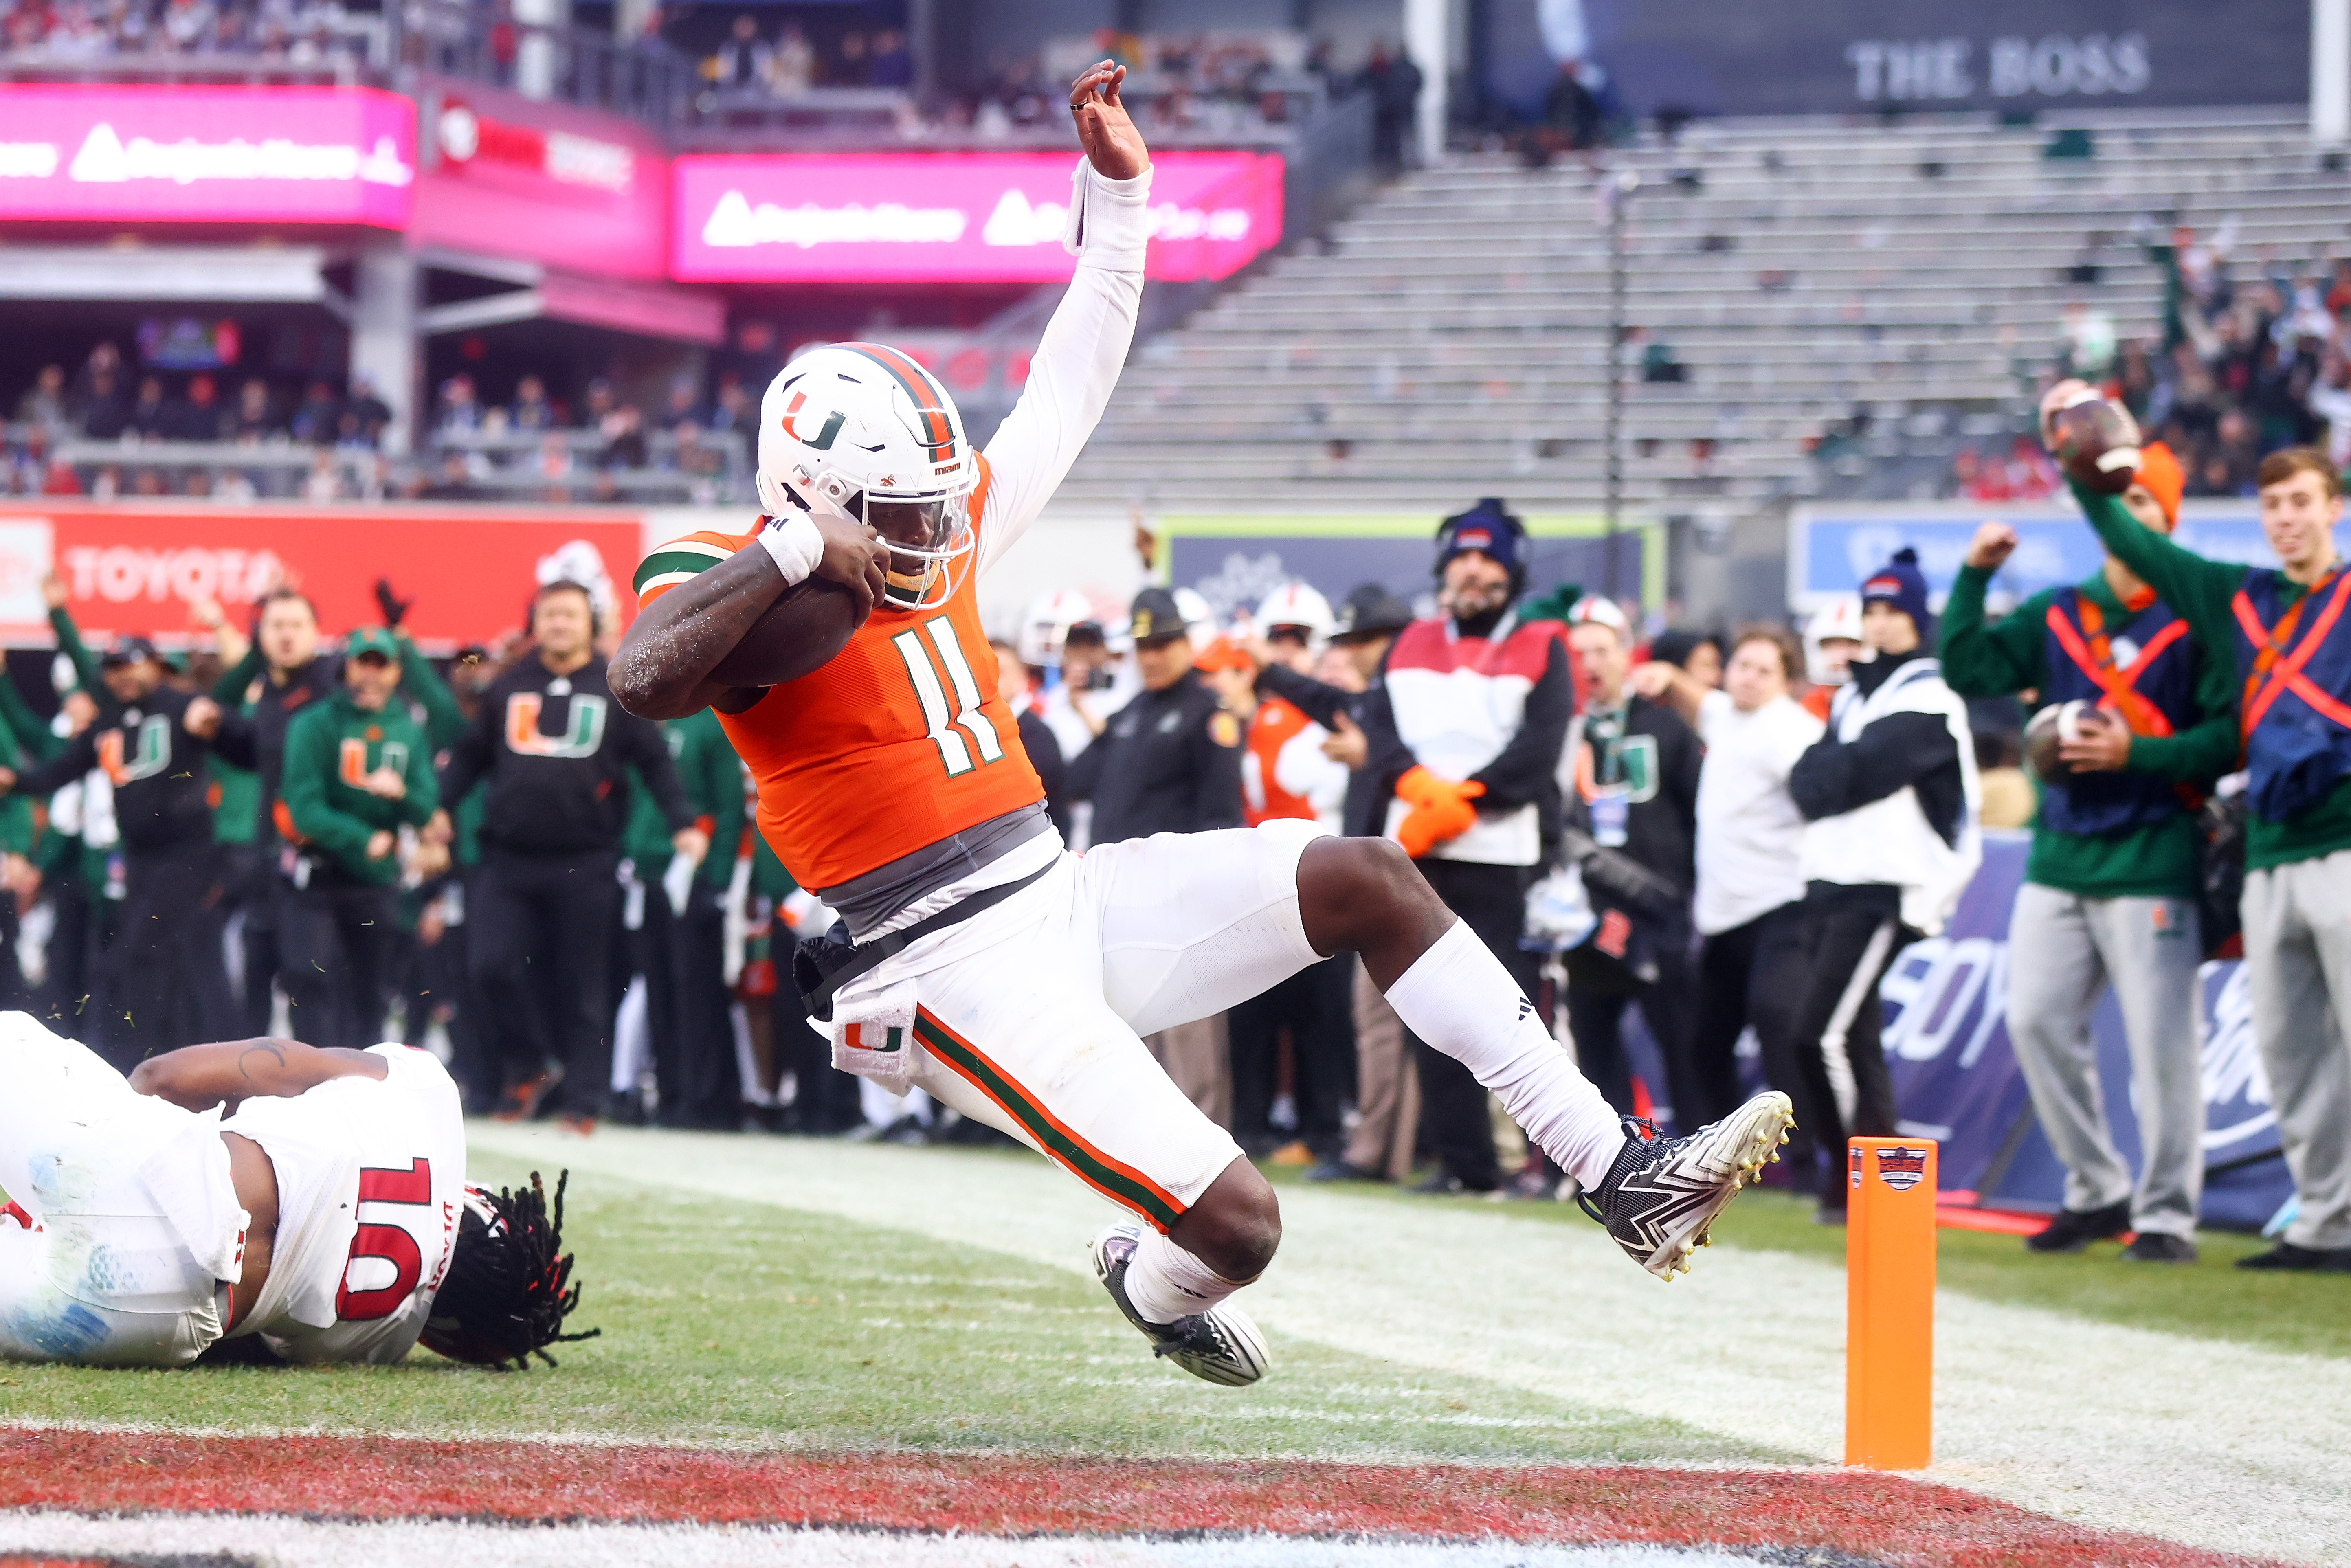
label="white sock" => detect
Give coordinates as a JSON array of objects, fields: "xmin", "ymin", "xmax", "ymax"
[
  {"xmin": 1123, "ymin": 1227, "xmax": 1246, "ymax": 1324},
  {"xmin": 1384, "ymin": 919, "xmax": 1627, "ymax": 1190}
]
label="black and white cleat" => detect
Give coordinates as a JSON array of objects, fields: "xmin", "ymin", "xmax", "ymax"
[
  {"xmin": 1089, "ymin": 1221, "xmax": 1269, "ymax": 1387},
  {"xmin": 1577, "ymin": 1091, "xmax": 1795, "ymax": 1280}
]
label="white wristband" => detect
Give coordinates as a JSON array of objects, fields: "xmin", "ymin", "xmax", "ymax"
[{"xmin": 758, "ymin": 511, "xmax": 824, "ymax": 587}]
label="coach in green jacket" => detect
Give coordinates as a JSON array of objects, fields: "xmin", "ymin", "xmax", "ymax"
[{"xmin": 277, "ymin": 627, "xmax": 439, "ymax": 1048}]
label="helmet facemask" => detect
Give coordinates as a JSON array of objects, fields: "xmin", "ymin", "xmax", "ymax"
[{"xmin": 866, "ymin": 493, "xmax": 973, "ymax": 612}]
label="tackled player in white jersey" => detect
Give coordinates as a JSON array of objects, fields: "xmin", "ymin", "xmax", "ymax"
[
  {"xmin": 0, "ymin": 1013, "xmax": 592, "ymax": 1369},
  {"xmin": 613, "ymin": 61, "xmax": 1793, "ymax": 1388}
]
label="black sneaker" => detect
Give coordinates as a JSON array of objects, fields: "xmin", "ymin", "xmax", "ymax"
[
  {"xmin": 2025, "ymin": 1200, "xmax": 2131, "ymax": 1254},
  {"xmin": 2122, "ymin": 1232, "xmax": 2198, "ymax": 1264},
  {"xmin": 2235, "ymin": 1241, "xmax": 2351, "ymax": 1272},
  {"xmin": 1088, "ymin": 1221, "xmax": 1269, "ymax": 1386},
  {"xmin": 1576, "ymin": 1091, "xmax": 1794, "ymax": 1280}
]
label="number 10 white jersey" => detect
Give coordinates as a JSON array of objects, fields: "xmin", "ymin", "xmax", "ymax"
[{"xmin": 220, "ymin": 1045, "xmax": 466, "ymax": 1365}]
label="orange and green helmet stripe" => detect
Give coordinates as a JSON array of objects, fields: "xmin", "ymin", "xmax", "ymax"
[{"xmin": 839, "ymin": 340, "xmax": 960, "ymax": 465}]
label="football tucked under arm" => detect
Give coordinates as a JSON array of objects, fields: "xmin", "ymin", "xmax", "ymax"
[{"xmin": 614, "ymin": 523, "xmax": 884, "ymax": 719}]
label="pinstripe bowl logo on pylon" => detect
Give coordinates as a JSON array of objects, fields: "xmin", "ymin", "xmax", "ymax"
[
  {"xmin": 1849, "ymin": 1144, "xmax": 1863, "ymax": 1189},
  {"xmin": 1876, "ymin": 1146, "xmax": 1928, "ymax": 1192}
]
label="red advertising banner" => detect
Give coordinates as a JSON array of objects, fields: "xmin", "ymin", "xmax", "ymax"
[
  {"xmin": 671, "ymin": 150, "xmax": 1283, "ymax": 283},
  {"xmin": 410, "ymin": 81, "xmax": 670, "ymax": 281},
  {"xmin": 0, "ymin": 84, "xmax": 415, "ymax": 228},
  {"xmin": 0, "ymin": 503, "xmax": 646, "ymax": 652}
]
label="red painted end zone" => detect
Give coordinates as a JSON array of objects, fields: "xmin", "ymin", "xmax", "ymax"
[{"xmin": 0, "ymin": 1431, "xmax": 2283, "ymax": 1568}]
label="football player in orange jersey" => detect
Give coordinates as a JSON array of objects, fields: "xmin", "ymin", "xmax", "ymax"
[{"xmin": 613, "ymin": 62, "xmax": 1793, "ymax": 1387}]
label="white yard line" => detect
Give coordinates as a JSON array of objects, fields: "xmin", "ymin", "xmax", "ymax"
[
  {"xmin": 474, "ymin": 1125, "xmax": 2351, "ymax": 1564},
  {"xmin": 0, "ymin": 1511, "xmax": 1773, "ymax": 1568}
]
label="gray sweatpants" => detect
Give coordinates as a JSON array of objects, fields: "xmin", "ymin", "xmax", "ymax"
[
  {"xmin": 2006, "ymin": 883, "xmax": 2205, "ymax": 1238},
  {"xmin": 2241, "ymin": 848, "xmax": 2351, "ymax": 1250}
]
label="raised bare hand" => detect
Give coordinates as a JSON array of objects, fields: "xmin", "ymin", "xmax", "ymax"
[
  {"xmin": 1965, "ymin": 521, "xmax": 2019, "ymax": 571},
  {"xmin": 1070, "ymin": 60, "xmax": 1150, "ymax": 181}
]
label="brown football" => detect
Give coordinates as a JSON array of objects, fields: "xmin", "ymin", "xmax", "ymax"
[
  {"xmin": 2024, "ymin": 699, "xmax": 2088, "ymax": 784},
  {"xmin": 707, "ymin": 574, "xmax": 866, "ymax": 689},
  {"xmin": 2050, "ymin": 394, "xmax": 2141, "ymax": 495}
]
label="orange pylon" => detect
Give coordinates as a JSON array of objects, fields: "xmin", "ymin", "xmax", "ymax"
[{"xmin": 1844, "ymin": 1137, "xmax": 1936, "ymax": 1470}]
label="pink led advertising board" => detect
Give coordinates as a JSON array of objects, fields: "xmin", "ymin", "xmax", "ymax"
[
  {"xmin": 671, "ymin": 151, "xmax": 1283, "ymax": 283},
  {"xmin": 0, "ymin": 85, "xmax": 415, "ymax": 227}
]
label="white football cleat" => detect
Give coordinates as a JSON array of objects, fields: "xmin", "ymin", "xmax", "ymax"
[
  {"xmin": 1089, "ymin": 1221, "xmax": 1269, "ymax": 1387},
  {"xmin": 1576, "ymin": 1091, "xmax": 1795, "ymax": 1280}
]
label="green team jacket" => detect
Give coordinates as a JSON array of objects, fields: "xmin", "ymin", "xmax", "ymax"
[
  {"xmin": 2074, "ymin": 478, "xmax": 2351, "ymax": 870},
  {"xmin": 622, "ymin": 708, "xmax": 749, "ymax": 896},
  {"xmin": 212, "ymin": 626, "xmax": 466, "ymax": 850},
  {"xmin": 279, "ymin": 689, "xmax": 439, "ymax": 884},
  {"xmin": 1940, "ymin": 561, "xmax": 2237, "ymax": 898}
]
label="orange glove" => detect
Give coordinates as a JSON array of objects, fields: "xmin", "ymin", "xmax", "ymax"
[{"xmin": 1394, "ymin": 765, "xmax": 1486, "ymax": 858}]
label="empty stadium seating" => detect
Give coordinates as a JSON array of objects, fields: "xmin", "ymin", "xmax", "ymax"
[{"xmin": 1056, "ymin": 107, "xmax": 2344, "ymax": 518}]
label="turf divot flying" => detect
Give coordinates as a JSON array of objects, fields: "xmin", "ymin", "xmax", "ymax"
[{"xmin": 467, "ymin": 1123, "xmax": 2351, "ymax": 1566}]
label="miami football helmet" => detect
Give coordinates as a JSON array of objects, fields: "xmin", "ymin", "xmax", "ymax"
[
  {"xmin": 1018, "ymin": 587, "xmax": 1101, "ymax": 669},
  {"xmin": 1255, "ymin": 582, "xmax": 1335, "ymax": 646},
  {"xmin": 1803, "ymin": 594, "xmax": 1865, "ymax": 687},
  {"xmin": 757, "ymin": 343, "xmax": 980, "ymax": 611}
]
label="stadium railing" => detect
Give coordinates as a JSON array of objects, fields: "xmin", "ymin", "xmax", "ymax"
[{"xmin": 16, "ymin": 424, "xmax": 750, "ymax": 506}]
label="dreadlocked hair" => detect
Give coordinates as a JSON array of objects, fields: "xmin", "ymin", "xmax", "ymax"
[{"xmin": 420, "ymin": 1169, "xmax": 600, "ymax": 1371}]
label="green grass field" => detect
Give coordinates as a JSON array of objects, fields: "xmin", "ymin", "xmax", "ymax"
[
  {"xmin": 0, "ymin": 1146, "xmax": 1775, "ymax": 1466},
  {"xmin": 1278, "ymin": 1167, "xmax": 2351, "ymax": 1364},
  {"xmin": 6, "ymin": 1129, "xmax": 2341, "ymax": 1464}
]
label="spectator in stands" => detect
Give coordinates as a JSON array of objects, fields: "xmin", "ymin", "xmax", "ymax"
[
  {"xmin": 509, "ymin": 374, "xmax": 557, "ymax": 432},
  {"xmin": 173, "ymin": 373, "xmax": 228, "ymax": 442},
  {"xmin": 1358, "ymin": 40, "xmax": 1423, "ymax": 176},
  {"xmin": 659, "ymin": 375, "xmax": 702, "ymax": 429},
  {"xmin": 436, "ymin": 373, "xmax": 484, "ymax": 437},
  {"xmin": 1362, "ymin": 502, "xmax": 1570, "ymax": 1193},
  {"xmin": 708, "ymin": 376, "xmax": 751, "ymax": 434},
  {"xmin": 303, "ymin": 448, "xmax": 344, "ymax": 503},
  {"xmin": 15, "ymin": 366, "xmax": 67, "ymax": 433},
  {"xmin": 228, "ymin": 378, "xmax": 277, "ymax": 444},
  {"xmin": 833, "ymin": 29, "xmax": 869, "ymax": 86},
  {"xmin": 79, "ymin": 366, "xmax": 127, "ymax": 440},
  {"xmin": 771, "ymin": 22, "xmax": 815, "ymax": 95},
  {"xmin": 288, "ymin": 380, "xmax": 340, "ymax": 445},
  {"xmin": 712, "ymin": 13, "xmax": 771, "ymax": 91},
  {"xmin": 343, "ymin": 372, "xmax": 392, "ymax": 446},
  {"xmin": 600, "ymin": 404, "xmax": 648, "ymax": 470},
  {"xmin": 1786, "ymin": 549, "xmax": 1980, "ymax": 1223},
  {"xmin": 124, "ymin": 376, "xmax": 170, "ymax": 440},
  {"xmin": 418, "ymin": 451, "xmax": 479, "ymax": 501},
  {"xmin": 1538, "ymin": 61, "xmax": 1604, "ymax": 161},
  {"xmin": 579, "ymin": 376, "xmax": 617, "ymax": 430},
  {"xmin": 869, "ymin": 26, "xmax": 910, "ymax": 89}
]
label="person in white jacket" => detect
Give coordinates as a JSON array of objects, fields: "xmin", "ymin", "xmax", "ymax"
[{"xmin": 1785, "ymin": 549, "xmax": 1981, "ymax": 1222}]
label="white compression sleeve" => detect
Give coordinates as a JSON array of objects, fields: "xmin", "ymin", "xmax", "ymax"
[
  {"xmin": 1383, "ymin": 920, "xmax": 1627, "ymax": 1189},
  {"xmin": 756, "ymin": 511, "xmax": 823, "ymax": 586},
  {"xmin": 1123, "ymin": 1226, "xmax": 1247, "ymax": 1324}
]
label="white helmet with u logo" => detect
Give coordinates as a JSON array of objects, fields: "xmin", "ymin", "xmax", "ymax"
[{"xmin": 756, "ymin": 342, "xmax": 981, "ymax": 611}]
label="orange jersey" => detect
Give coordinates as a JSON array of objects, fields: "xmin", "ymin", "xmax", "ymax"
[
  {"xmin": 1242, "ymin": 694, "xmax": 1319, "ymax": 825},
  {"xmin": 634, "ymin": 482, "xmax": 1043, "ymax": 890}
]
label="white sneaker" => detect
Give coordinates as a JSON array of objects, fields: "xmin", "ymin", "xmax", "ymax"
[
  {"xmin": 1088, "ymin": 1221, "xmax": 1269, "ymax": 1387},
  {"xmin": 1575, "ymin": 1091, "xmax": 1795, "ymax": 1280}
]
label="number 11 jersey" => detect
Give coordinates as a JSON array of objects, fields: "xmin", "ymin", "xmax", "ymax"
[
  {"xmin": 634, "ymin": 473, "xmax": 1046, "ymax": 892},
  {"xmin": 219, "ymin": 1044, "xmax": 466, "ymax": 1365}
]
